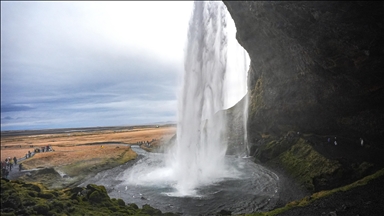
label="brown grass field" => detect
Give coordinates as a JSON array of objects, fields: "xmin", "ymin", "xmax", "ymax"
[
  {"xmin": 1, "ymin": 125, "xmax": 176, "ymax": 162},
  {"xmin": 1, "ymin": 125, "xmax": 176, "ymax": 188}
]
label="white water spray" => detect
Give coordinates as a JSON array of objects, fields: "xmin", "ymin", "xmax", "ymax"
[
  {"xmin": 166, "ymin": 1, "xmax": 250, "ymax": 195},
  {"xmin": 120, "ymin": 1, "xmax": 250, "ymax": 197}
]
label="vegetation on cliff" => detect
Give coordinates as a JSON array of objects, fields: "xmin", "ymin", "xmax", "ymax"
[{"xmin": 247, "ymin": 168, "xmax": 384, "ymax": 216}]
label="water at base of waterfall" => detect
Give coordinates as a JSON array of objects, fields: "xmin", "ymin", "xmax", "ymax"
[{"xmin": 79, "ymin": 146, "xmax": 279, "ymax": 215}]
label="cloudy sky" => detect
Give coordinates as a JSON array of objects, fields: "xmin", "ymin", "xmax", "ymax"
[{"xmin": 1, "ymin": 1, "xmax": 196, "ymax": 131}]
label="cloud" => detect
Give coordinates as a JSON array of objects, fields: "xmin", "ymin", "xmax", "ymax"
[
  {"xmin": 1, "ymin": 1, "xmax": 193, "ymax": 130},
  {"xmin": 1, "ymin": 104, "xmax": 34, "ymax": 113},
  {"xmin": 2, "ymin": 116, "xmax": 13, "ymax": 120}
]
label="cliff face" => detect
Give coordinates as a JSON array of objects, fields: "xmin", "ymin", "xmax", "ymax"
[
  {"xmin": 223, "ymin": 1, "xmax": 384, "ymax": 192},
  {"xmin": 223, "ymin": 1, "xmax": 383, "ymax": 144}
]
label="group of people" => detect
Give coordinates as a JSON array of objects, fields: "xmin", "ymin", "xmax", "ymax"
[
  {"xmin": 25, "ymin": 150, "xmax": 33, "ymax": 159},
  {"xmin": 327, "ymin": 137, "xmax": 338, "ymax": 145},
  {"xmin": 35, "ymin": 145, "xmax": 53, "ymax": 153},
  {"xmin": 137, "ymin": 139, "xmax": 156, "ymax": 147},
  {"xmin": 327, "ymin": 137, "xmax": 364, "ymax": 146},
  {"xmin": 137, "ymin": 139, "xmax": 156, "ymax": 146},
  {"xmin": 1, "ymin": 156, "xmax": 21, "ymax": 179}
]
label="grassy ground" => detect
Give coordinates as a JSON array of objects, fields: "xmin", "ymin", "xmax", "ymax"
[
  {"xmin": 1, "ymin": 125, "xmax": 176, "ymax": 189},
  {"xmin": 1, "ymin": 126, "xmax": 175, "ymax": 158}
]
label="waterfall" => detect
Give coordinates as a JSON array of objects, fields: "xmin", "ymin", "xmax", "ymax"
[{"xmin": 166, "ymin": 1, "xmax": 250, "ymax": 196}]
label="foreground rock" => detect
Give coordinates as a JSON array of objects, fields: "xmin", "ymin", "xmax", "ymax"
[{"xmin": 1, "ymin": 178, "xmax": 177, "ymax": 216}]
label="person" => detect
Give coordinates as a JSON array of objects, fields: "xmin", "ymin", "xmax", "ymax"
[
  {"xmin": 28, "ymin": 150, "xmax": 31, "ymax": 158},
  {"xmin": 19, "ymin": 163, "xmax": 22, "ymax": 172},
  {"xmin": 334, "ymin": 140, "xmax": 337, "ymax": 146},
  {"xmin": 13, "ymin": 156, "xmax": 17, "ymax": 165},
  {"xmin": 9, "ymin": 161, "xmax": 13, "ymax": 171},
  {"xmin": 2, "ymin": 167, "xmax": 6, "ymax": 177},
  {"xmin": 360, "ymin": 138, "xmax": 364, "ymax": 146}
]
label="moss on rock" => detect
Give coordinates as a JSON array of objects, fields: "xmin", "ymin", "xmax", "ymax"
[
  {"xmin": 0, "ymin": 178, "xmax": 176, "ymax": 215},
  {"xmin": 273, "ymin": 139, "xmax": 341, "ymax": 191}
]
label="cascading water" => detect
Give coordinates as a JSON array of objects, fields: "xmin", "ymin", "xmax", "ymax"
[
  {"xmin": 223, "ymin": 4, "xmax": 251, "ymax": 157},
  {"xmin": 165, "ymin": 0, "xmax": 251, "ymax": 195},
  {"xmin": 166, "ymin": 1, "xmax": 236, "ymax": 196},
  {"xmin": 79, "ymin": 2, "xmax": 279, "ymax": 215}
]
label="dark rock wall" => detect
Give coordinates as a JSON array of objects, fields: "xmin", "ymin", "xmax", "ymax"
[{"xmin": 224, "ymin": 1, "xmax": 384, "ymax": 145}]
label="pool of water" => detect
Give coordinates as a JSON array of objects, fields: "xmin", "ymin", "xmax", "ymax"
[{"xmin": 79, "ymin": 146, "xmax": 280, "ymax": 215}]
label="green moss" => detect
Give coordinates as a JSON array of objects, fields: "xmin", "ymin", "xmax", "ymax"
[
  {"xmin": 256, "ymin": 133, "xmax": 298, "ymax": 162},
  {"xmin": 117, "ymin": 198, "xmax": 125, "ymax": 206},
  {"xmin": 249, "ymin": 77, "xmax": 265, "ymax": 119},
  {"xmin": 247, "ymin": 168, "xmax": 384, "ymax": 216},
  {"xmin": 51, "ymin": 199, "xmax": 65, "ymax": 210},
  {"xmin": 24, "ymin": 183, "xmax": 43, "ymax": 192},
  {"xmin": 88, "ymin": 191, "xmax": 102, "ymax": 203},
  {"xmin": 1, "ymin": 213, "xmax": 16, "ymax": 216},
  {"xmin": 1, "ymin": 179, "xmax": 176, "ymax": 215},
  {"xmin": 277, "ymin": 138, "xmax": 341, "ymax": 191},
  {"xmin": 38, "ymin": 192, "xmax": 55, "ymax": 199},
  {"xmin": 33, "ymin": 203, "xmax": 50, "ymax": 215},
  {"xmin": 356, "ymin": 161, "xmax": 373, "ymax": 176},
  {"xmin": 140, "ymin": 204, "xmax": 163, "ymax": 215},
  {"xmin": 128, "ymin": 203, "xmax": 139, "ymax": 210}
]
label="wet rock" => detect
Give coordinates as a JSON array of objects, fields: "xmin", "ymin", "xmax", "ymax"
[
  {"xmin": 33, "ymin": 203, "xmax": 50, "ymax": 215},
  {"xmin": 141, "ymin": 204, "xmax": 162, "ymax": 215},
  {"xmin": 116, "ymin": 198, "xmax": 125, "ymax": 206},
  {"xmin": 128, "ymin": 203, "xmax": 139, "ymax": 210},
  {"xmin": 329, "ymin": 211, "xmax": 337, "ymax": 216},
  {"xmin": 217, "ymin": 209, "xmax": 232, "ymax": 215},
  {"xmin": 224, "ymin": 1, "xmax": 384, "ymax": 145}
]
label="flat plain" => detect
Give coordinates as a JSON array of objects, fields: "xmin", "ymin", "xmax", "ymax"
[
  {"xmin": 1, "ymin": 125, "xmax": 176, "ymax": 188},
  {"xmin": 1, "ymin": 125, "xmax": 176, "ymax": 160}
]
